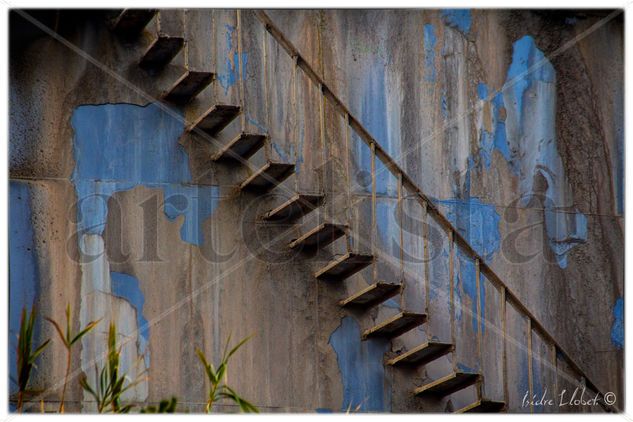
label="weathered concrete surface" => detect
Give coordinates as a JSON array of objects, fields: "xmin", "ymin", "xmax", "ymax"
[{"xmin": 9, "ymin": 9, "xmax": 623, "ymax": 412}]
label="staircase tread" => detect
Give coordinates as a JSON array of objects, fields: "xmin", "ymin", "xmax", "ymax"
[
  {"xmin": 455, "ymin": 399, "xmax": 506, "ymax": 413},
  {"xmin": 262, "ymin": 193, "xmax": 324, "ymax": 222},
  {"xmin": 187, "ymin": 104, "xmax": 241, "ymax": 137},
  {"xmin": 362, "ymin": 311, "xmax": 427, "ymax": 340},
  {"xmin": 414, "ymin": 371, "xmax": 480, "ymax": 397},
  {"xmin": 387, "ymin": 341, "xmax": 453, "ymax": 367},
  {"xmin": 239, "ymin": 162, "xmax": 295, "ymax": 192},
  {"xmin": 212, "ymin": 132, "xmax": 266, "ymax": 161},
  {"xmin": 339, "ymin": 281, "xmax": 401, "ymax": 309},
  {"xmin": 315, "ymin": 253, "xmax": 373, "ymax": 282},
  {"xmin": 288, "ymin": 223, "xmax": 347, "ymax": 249},
  {"xmin": 140, "ymin": 35, "xmax": 184, "ymax": 71},
  {"xmin": 162, "ymin": 71, "xmax": 214, "ymax": 104},
  {"xmin": 111, "ymin": 9, "xmax": 157, "ymax": 38}
]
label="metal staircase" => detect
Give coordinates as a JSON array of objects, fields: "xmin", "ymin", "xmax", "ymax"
[{"xmin": 106, "ymin": 9, "xmax": 611, "ymax": 413}]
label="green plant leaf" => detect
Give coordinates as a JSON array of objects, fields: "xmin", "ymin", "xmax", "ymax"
[
  {"xmin": 226, "ymin": 335, "xmax": 252, "ymax": 361},
  {"xmin": 45, "ymin": 317, "xmax": 70, "ymax": 348},
  {"xmin": 28, "ymin": 339, "xmax": 51, "ymax": 365},
  {"xmin": 70, "ymin": 319, "xmax": 101, "ymax": 346}
]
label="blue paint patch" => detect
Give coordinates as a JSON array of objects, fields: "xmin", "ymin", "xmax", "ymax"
[
  {"xmin": 611, "ymin": 297, "xmax": 624, "ymax": 349},
  {"xmin": 9, "ymin": 181, "xmax": 40, "ymax": 393},
  {"xmin": 315, "ymin": 408, "xmax": 333, "ymax": 413},
  {"xmin": 383, "ymin": 298, "xmax": 400, "ymax": 309},
  {"xmin": 491, "ymin": 93, "xmax": 511, "ymax": 164},
  {"xmin": 71, "ymin": 103, "xmax": 219, "ymax": 246},
  {"xmin": 440, "ymin": 93, "xmax": 449, "ymax": 119},
  {"xmin": 329, "ymin": 317, "xmax": 391, "ymax": 412},
  {"xmin": 504, "ymin": 36, "xmax": 555, "ymax": 126},
  {"xmin": 476, "ymin": 84, "xmax": 511, "ymax": 169},
  {"xmin": 456, "ymin": 362, "xmax": 477, "ymax": 373},
  {"xmin": 454, "ymin": 249, "xmax": 480, "ymax": 334},
  {"xmin": 110, "ymin": 272, "xmax": 150, "ymax": 364},
  {"xmin": 217, "ymin": 24, "xmax": 248, "ymax": 95},
  {"xmin": 433, "ymin": 197, "xmax": 501, "ymax": 262},
  {"xmin": 423, "ymin": 24, "xmax": 436, "ymax": 82},
  {"xmin": 429, "ymin": 240, "xmax": 450, "ymax": 302},
  {"xmin": 358, "ymin": 60, "xmax": 398, "ymax": 159},
  {"xmin": 477, "ymin": 83, "xmax": 488, "ymax": 100},
  {"xmin": 544, "ymin": 208, "xmax": 587, "ymax": 268},
  {"xmin": 441, "ymin": 9, "xmax": 472, "ymax": 34}
]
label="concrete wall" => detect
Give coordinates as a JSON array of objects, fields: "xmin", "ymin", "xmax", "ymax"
[{"xmin": 9, "ymin": 9, "xmax": 623, "ymax": 412}]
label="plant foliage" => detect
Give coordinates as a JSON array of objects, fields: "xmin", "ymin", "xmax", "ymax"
[
  {"xmin": 196, "ymin": 334, "xmax": 258, "ymax": 413},
  {"xmin": 15, "ymin": 307, "xmax": 50, "ymax": 412}
]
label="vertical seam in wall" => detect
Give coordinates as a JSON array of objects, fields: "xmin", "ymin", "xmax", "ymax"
[
  {"xmin": 476, "ymin": 258, "xmax": 483, "ymax": 397},
  {"xmin": 183, "ymin": 9, "xmax": 189, "ymax": 68},
  {"xmin": 292, "ymin": 55, "xmax": 298, "ymax": 192},
  {"xmin": 211, "ymin": 10, "xmax": 217, "ymax": 103},
  {"xmin": 371, "ymin": 143, "xmax": 377, "ymax": 281},
  {"xmin": 422, "ymin": 200, "xmax": 431, "ymax": 339},
  {"xmin": 263, "ymin": 23, "xmax": 271, "ymax": 161},
  {"xmin": 449, "ymin": 230, "xmax": 456, "ymax": 372},
  {"xmin": 344, "ymin": 113, "xmax": 352, "ymax": 252},
  {"xmin": 236, "ymin": 10, "xmax": 246, "ymax": 131},
  {"xmin": 502, "ymin": 287, "xmax": 508, "ymax": 405},
  {"xmin": 397, "ymin": 173, "xmax": 404, "ymax": 309},
  {"xmin": 528, "ymin": 318, "xmax": 533, "ymax": 413}
]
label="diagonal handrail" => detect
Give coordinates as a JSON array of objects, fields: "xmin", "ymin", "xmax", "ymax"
[{"xmin": 254, "ymin": 9, "xmax": 613, "ymax": 411}]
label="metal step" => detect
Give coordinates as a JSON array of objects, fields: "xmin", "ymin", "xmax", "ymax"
[
  {"xmin": 239, "ymin": 162, "xmax": 295, "ymax": 193},
  {"xmin": 455, "ymin": 399, "xmax": 506, "ymax": 413},
  {"xmin": 414, "ymin": 372, "xmax": 480, "ymax": 398},
  {"xmin": 187, "ymin": 104, "xmax": 241, "ymax": 137},
  {"xmin": 288, "ymin": 223, "xmax": 347, "ymax": 250},
  {"xmin": 212, "ymin": 133, "xmax": 266, "ymax": 161},
  {"xmin": 262, "ymin": 193, "xmax": 324, "ymax": 222},
  {"xmin": 314, "ymin": 253, "xmax": 373, "ymax": 282},
  {"xmin": 386, "ymin": 341, "xmax": 453, "ymax": 367},
  {"xmin": 361, "ymin": 312, "xmax": 427, "ymax": 340},
  {"xmin": 162, "ymin": 71, "xmax": 214, "ymax": 104},
  {"xmin": 111, "ymin": 9, "xmax": 157, "ymax": 39},
  {"xmin": 139, "ymin": 36, "xmax": 184, "ymax": 71},
  {"xmin": 339, "ymin": 282, "xmax": 401, "ymax": 309}
]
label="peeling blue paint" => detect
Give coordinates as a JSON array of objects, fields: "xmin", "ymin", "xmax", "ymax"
[
  {"xmin": 329, "ymin": 317, "xmax": 391, "ymax": 412},
  {"xmin": 477, "ymin": 83, "xmax": 488, "ymax": 100},
  {"xmin": 357, "ymin": 59, "xmax": 399, "ymax": 160},
  {"xmin": 9, "ymin": 181, "xmax": 40, "ymax": 394},
  {"xmin": 217, "ymin": 24, "xmax": 248, "ymax": 95},
  {"xmin": 499, "ymin": 35, "xmax": 587, "ymax": 268},
  {"xmin": 71, "ymin": 103, "xmax": 219, "ymax": 246},
  {"xmin": 440, "ymin": 93, "xmax": 449, "ymax": 119},
  {"xmin": 476, "ymin": 83, "xmax": 510, "ymax": 169},
  {"xmin": 110, "ymin": 271, "xmax": 150, "ymax": 364},
  {"xmin": 545, "ymin": 209, "xmax": 587, "ymax": 268},
  {"xmin": 383, "ymin": 298, "xmax": 400, "ymax": 309},
  {"xmin": 491, "ymin": 93, "xmax": 511, "ymax": 163},
  {"xmin": 454, "ymin": 249, "xmax": 482, "ymax": 335},
  {"xmin": 611, "ymin": 297, "xmax": 624, "ymax": 349},
  {"xmin": 434, "ymin": 197, "xmax": 501, "ymax": 263},
  {"xmin": 505, "ymin": 36, "xmax": 555, "ymax": 123},
  {"xmin": 429, "ymin": 239, "xmax": 450, "ymax": 302},
  {"xmin": 456, "ymin": 362, "xmax": 477, "ymax": 373},
  {"xmin": 423, "ymin": 24, "xmax": 436, "ymax": 82},
  {"xmin": 441, "ymin": 9, "xmax": 472, "ymax": 34}
]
